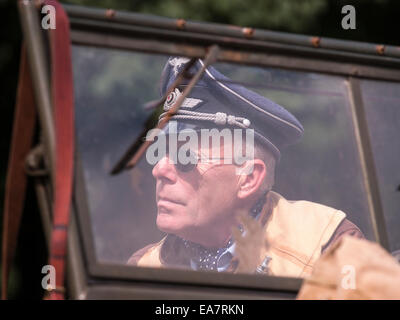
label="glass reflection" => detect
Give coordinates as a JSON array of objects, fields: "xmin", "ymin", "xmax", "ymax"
[
  {"xmin": 361, "ymin": 79, "xmax": 400, "ymax": 253},
  {"xmin": 72, "ymin": 46, "xmax": 374, "ymax": 278}
]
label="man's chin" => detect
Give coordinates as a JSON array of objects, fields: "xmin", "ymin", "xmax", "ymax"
[{"xmin": 156, "ymin": 213, "xmax": 181, "ymax": 234}]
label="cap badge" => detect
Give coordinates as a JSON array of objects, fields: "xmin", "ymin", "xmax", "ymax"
[
  {"xmin": 169, "ymin": 57, "xmax": 190, "ymax": 76},
  {"xmin": 164, "ymin": 88, "xmax": 203, "ymax": 111}
]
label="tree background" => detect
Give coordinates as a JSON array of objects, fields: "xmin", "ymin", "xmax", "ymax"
[{"xmin": 0, "ymin": 0, "xmax": 399, "ymax": 299}]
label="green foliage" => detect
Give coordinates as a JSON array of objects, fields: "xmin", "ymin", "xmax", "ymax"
[{"xmin": 64, "ymin": 0, "xmax": 327, "ymax": 31}]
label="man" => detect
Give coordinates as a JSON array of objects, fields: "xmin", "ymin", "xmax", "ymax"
[{"xmin": 127, "ymin": 57, "xmax": 364, "ymax": 278}]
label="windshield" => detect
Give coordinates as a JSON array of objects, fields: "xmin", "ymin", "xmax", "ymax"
[{"xmin": 72, "ymin": 45, "xmax": 394, "ymax": 278}]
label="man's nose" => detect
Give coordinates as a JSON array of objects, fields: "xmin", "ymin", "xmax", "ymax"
[{"xmin": 152, "ymin": 156, "xmax": 177, "ymax": 182}]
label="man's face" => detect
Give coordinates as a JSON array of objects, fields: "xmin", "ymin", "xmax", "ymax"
[{"xmin": 152, "ymin": 141, "xmax": 240, "ymax": 247}]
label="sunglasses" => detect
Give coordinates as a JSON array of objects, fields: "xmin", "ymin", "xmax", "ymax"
[{"xmin": 165, "ymin": 149, "xmax": 234, "ymax": 173}]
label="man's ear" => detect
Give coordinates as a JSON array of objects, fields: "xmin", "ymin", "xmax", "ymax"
[{"xmin": 236, "ymin": 159, "xmax": 266, "ymax": 200}]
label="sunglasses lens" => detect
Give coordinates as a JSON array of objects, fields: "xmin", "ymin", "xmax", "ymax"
[
  {"xmin": 175, "ymin": 162, "xmax": 197, "ymax": 172},
  {"xmin": 175, "ymin": 149, "xmax": 198, "ymax": 172}
]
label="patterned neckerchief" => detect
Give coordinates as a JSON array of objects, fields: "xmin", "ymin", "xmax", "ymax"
[{"xmin": 180, "ymin": 192, "xmax": 268, "ymax": 272}]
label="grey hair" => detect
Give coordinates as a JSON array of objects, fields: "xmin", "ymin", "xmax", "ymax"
[
  {"xmin": 253, "ymin": 142, "xmax": 276, "ymax": 193},
  {"xmin": 219, "ymin": 131, "xmax": 276, "ymax": 193}
]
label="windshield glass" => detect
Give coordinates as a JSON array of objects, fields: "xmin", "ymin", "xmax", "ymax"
[
  {"xmin": 361, "ymin": 79, "xmax": 400, "ymax": 253},
  {"xmin": 72, "ymin": 45, "xmax": 379, "ymax": 278}
]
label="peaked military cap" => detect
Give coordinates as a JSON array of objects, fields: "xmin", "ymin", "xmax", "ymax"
[{"xmin": 158, "ymin": 57, "xmax": 304, "ymax": 160}]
